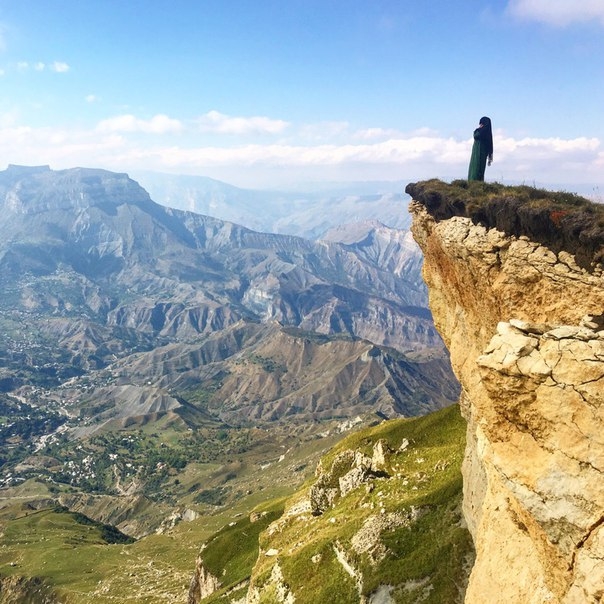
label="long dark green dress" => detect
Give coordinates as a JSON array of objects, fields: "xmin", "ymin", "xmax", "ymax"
[{"xmin": 468, "ymin": 127, "xmax": 490, "ymax": 181}]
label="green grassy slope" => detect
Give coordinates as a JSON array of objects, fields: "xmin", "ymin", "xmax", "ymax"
[
  {"xmin": 0, "ymin": 406, "xmax": 471, "ymax": 603},
  {"xmin": 195, "ymin": 404, "xmax": 472, "ymax": 604}
]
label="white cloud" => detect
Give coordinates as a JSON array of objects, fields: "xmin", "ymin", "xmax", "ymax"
[
  {"xmin": 496, "ymin": 135, "xmax": 600, "ymax": 156},
  {"xmin": 298, "ymin": 121, "xmax": 350, "ymax": 141},
  {"xmin": 50, "ymin": 61, "xmax": 70, "ymax": 73},
  {"xmin": 85, "ymin": 94, "xmax": 99, "ymax": 103},
  {"xmin": 118, "ymin": 136, "xmax": 510, "ymax": 167},
  {"xmin": 507, "ymin": 0, "xmax": 604, "ymax": 26},
  {"xmin": 97, "ymin": 114, "xmax": 183, "ymax": 134},
  {"xmin": 198, "ymin": 110, "xmax": 289, "ymax": 135},
  {"xmin": 151, "ymin": 139, "xmax": 446, "ymax": 166},
  {"xmin": 0, "ymin": 112, "xmax": 18, "ymax": 128},
  {"xmin": 353, "ymin": 127, "xmax": 404, "ymax": 141},
  {"xmin": 11, "ymin": 60, "xmax": 70, "ymax": 73},
  {"xmin": 0, "ymin": 122, "xmax": 601, "ymax": 189},
  {"xmin": 126, "ymin": 133, "xmax": 603, "ymax": 187}
]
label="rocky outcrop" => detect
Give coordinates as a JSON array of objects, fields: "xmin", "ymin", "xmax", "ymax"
[
  {"xmin": 350, "ymin": 507, "xmax": 425, "ymax": 565},
  {"xmin": 409, "ymin": 183, "xmax": 604, "ymax": 604},
  {"xmin": 309, "ymin": 441, "xmax": 391, "ymax": 515},
  {"xmin": 188, "ymin": 556, "xmax": 221, "ymax": 604},
  {"xmin": 0, "ymin": 575, "xmax": 62, "ymax": 604},
  {"xmin": 247, "ymin": 562, "xmax": 295, "ymax": 604}
]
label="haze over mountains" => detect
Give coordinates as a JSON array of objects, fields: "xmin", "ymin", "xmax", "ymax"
[
  {"xmin": 130, "ymin": 170, "xmax": 411, "ymax": 239},
  {"xmin": 0, "ymin": 163, "xmax": 456, "ymax": 447}
]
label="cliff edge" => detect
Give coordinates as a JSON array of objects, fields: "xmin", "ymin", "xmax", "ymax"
[{"xmin": 408, "ymin": 180, "xmax": 604, "ymax": 603}]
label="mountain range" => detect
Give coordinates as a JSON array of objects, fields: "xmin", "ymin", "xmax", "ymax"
[
  {"xmin": 130, "ymin": 170, "xmax": 411, "ymax": 239},
  {"xmin": 0, "ymin": 164, "xmax": 457, "ymax": 490},
  {"xmin": 0, "ymin": 166, "xmax": 446, "ymax": 430}
]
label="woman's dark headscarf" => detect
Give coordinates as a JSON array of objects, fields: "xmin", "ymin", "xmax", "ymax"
[{"xmin": 479, "ymin": 116, "xmax": 494, "ymax": 157}]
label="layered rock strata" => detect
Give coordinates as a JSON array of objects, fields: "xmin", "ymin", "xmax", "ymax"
[{"xmin": 410, "ymin": 196, "xmax": 604, "ymax": 603}]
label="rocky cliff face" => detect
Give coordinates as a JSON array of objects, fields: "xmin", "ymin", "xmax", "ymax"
[{"xmin": 408, "ymin": 181, "xmax": 604, "ymax": 603}]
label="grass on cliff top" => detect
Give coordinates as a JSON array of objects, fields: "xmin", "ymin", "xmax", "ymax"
[
  {"xmin": 406, "ymin": 179, "xmax": 604, "ymax": 268},
  {"xmin": 406, "ymin": 178, "xmax": 600, "ymax": 217}
]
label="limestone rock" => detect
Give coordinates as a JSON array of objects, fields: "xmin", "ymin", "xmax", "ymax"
[
  {"xmin": 371, "ymin": 439, "xmax": 392, "ymax": 471},
  {"xmin": 188, "ymin": 556, "xmax": 221, "ymax": 604},
  {"xmin": 310, "ymin": 448, "xmax": 388, "ymax": 514},
  {"xmin": 351, "ymin": 508, "xmax": 423, "ymax": 565},
  {"xmin": 247, "ymin": 562, "xmax": 295, "ymax": 604},
  {"xmin": 339, "ymin": 466, "xmax": 368, "ymax": 498},
  {"xmin": 250, "ymin": 511, "xmax": 269, "ymax": 523},
  {"xmin": 409, "ymin": 199, "xmax": 604, "ymax": 604},
  {"xmin": 580, "ymin": 314, "xmax": 604, "ymax": 331}
]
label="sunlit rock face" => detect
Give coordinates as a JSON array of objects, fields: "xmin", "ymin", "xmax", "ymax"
[{"xmin": 409, "ymin": 191, "xmax": 604, "ymax": 604}]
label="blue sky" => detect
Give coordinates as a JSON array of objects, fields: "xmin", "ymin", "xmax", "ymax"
[{"xmin": 0, "ymin": 0, "xmax": 603, "ymax": 192}]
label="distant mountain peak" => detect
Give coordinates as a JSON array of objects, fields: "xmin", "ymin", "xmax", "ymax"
[
  {"xmin": 320, "ymin": 220, "xmax": 388, "ymax": 244},
  {"xmin": 131, "ymin": 170, "xmax": 411, "ymax": 239},
  {"xmin": 6, "ymin": 164, "xmax": 51, "ymax": 175},
  {"xmin": 0, "ymin": 165, "xmax": 152, "ymax": 215}
]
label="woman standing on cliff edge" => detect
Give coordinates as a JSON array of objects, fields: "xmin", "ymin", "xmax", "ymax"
[{"xmin": 468, "ymin": 116, "xmax": 493, "ymax": 181}]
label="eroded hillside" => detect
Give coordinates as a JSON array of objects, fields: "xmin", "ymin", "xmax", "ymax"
[{"xmin": 0, "ymin": 165, "xmax": 454, "ymax": 465}]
